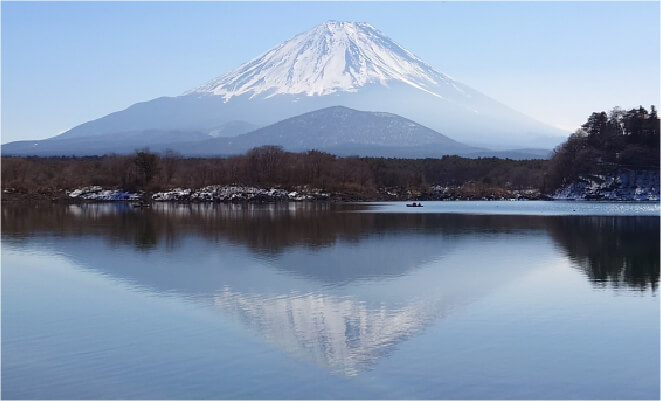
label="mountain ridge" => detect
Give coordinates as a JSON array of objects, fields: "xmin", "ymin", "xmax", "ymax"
[
  {"xmin": 4, "ymin": 20, "xmax": 568, "ymax": 152},
  {"xmin": 200, "ymin": 105, "xmax": 479, "ymax": 154},
  {"xmin": 3, "ymin": 106, "xmax": 556, "ymax": 159}
]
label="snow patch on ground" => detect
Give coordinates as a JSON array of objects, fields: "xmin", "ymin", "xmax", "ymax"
[{"xmin": 553, "ymin": 169, "xmax": 660, "ymax": 201}]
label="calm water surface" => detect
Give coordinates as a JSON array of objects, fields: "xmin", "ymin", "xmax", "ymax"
[{"xmin": 2, "ymin": 201, "xmax": 659, "ymax": 399}]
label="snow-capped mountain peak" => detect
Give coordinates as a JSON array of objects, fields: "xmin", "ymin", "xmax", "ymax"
[
  {"xmin": 187, "ymin": 21, "xmax": 455, "ymax": 100},
  {"xmin": 8, "ymin": 20, "xmax": 565, "ymax": 154}
]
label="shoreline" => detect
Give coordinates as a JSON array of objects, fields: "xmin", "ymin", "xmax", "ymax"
[{"xmin": 4, "ymin": 196, "xmax": 660, "ymax": 204}]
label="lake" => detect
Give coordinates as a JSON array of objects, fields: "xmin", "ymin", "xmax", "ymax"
[{"xmin": 1, "ymin": 201, "xmax": 659, "ymax": 399}]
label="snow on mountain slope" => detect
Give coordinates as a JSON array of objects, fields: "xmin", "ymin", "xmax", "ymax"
[
  {"xmin": 180, "ymin": 20, "xmax": 564, "ymax": 147},
  {"xmin": 187, "ymin": 21, "xmax": 460, "ymax": 100},
  {"xmin": 5, "ymin": 20, "xmax": 567, "ymax": 154}
]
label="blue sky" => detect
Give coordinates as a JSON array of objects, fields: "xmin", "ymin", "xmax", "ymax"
[{"xmin": 1, "ymin": 1, "xmax": 659, "ymax": 143}]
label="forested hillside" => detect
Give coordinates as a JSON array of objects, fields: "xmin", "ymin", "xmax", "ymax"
[{"xmin": 546, "ymin": 106, "xmax": 659, "ymax": 189}]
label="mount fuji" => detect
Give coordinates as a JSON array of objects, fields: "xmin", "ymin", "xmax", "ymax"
[{"xmin": 3, "ymin": 21, "xmax": 566, "ymax": 156}]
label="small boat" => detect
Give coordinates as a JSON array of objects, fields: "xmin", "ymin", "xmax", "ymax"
[
  {"xmin": 406, "ymin": 203, "xmax": 423, "ymax": 207},
  {"xmin": 132, "ymin": 202, "xmax": 151, "ymax": 208}
]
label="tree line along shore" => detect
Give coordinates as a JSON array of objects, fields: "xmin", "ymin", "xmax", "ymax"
[
  {"xmin": 1, "ymin": 150, "xmax": 549, "ymax": 202},
  {"xmin": 1, "ymin": 106, "xmax": 658, "ymax": 202}
]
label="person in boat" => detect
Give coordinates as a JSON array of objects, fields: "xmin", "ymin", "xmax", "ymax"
[{"xmin": 412, "ymin": 202, "xmax": 417, "ymax": 207}]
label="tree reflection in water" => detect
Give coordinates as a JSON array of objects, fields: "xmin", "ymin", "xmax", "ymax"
[{"xmin": 2, "ymin": 202, "xmax": 658, "ymax": 291}]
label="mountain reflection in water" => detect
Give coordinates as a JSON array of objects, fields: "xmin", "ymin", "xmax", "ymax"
[{"xmin": 2, "ymin": 202, "xmax": 658, "ymax": 376}]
